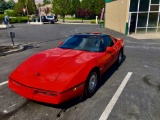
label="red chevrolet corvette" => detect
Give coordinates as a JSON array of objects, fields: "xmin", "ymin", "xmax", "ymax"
[{"xmin": 8, "ymin": 32, "xmax": 124, "ymax": 104}]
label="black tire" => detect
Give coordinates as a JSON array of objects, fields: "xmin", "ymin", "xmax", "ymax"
[
  {"xmin": 84, "ymin": 70, "xmax": 98, "ymax": 97},
  {"xmin": 116, "ymin": 49, "xmax": 123, "ymax": 65}
]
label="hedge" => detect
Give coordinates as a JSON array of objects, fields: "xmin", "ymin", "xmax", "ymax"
[
  {"xmin": 10, "ymin": 17, "xmax": 28, "ymax": 23},
  {"xmin": 4, "ymin": 10, "xmax": 17, "ymax": 17},
  {"xmin": 0, "ymin": 14, "xmax": 5, "ymax": 23}
]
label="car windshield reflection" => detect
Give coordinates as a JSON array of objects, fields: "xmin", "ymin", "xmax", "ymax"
[{"xmin": 59, "ymin": 35, "xmax": 105, "ymax": 52}]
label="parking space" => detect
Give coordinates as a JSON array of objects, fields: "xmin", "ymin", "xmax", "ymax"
[
  {"xmin": 0, "ymin": 24, "xmax": 160, "ymax": 120},
  {"xmin": 107, "ymin": 73, "xmax": 160, "ymax": 120}
]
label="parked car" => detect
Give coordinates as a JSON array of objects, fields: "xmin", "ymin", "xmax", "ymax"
[
  {"xmin": 53, "ymin": 15, "xmax": 58, "ymax": 22},
  {"xmin": 41, "ymin": 15, "xmax": 58, "ymax": 24},
  {"xmin": 8, "ymin": 32, "xmax": 124, "ymax": 105}
]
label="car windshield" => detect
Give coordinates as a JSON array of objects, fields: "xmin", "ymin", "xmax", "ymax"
[{"xmin": 59, "ymin": 35, "xmax": 105, "ymax": 52}]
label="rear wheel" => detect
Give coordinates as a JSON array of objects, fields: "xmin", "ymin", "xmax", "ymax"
[
  {"xmin": 116, "ymin": 49, "xmax": 123, "ymax": 65},
  {"xmin": 84, "ymin": 70, "xmax": 98, "ymax": 97}
]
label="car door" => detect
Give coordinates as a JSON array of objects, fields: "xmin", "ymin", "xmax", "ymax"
[
  {"xmin": 97, "ymin": 36, "xmax": 113, "ymax": 74},
  {"xmin": 109, "ymin": 35, "xmax": 120, "ymax": 62}
]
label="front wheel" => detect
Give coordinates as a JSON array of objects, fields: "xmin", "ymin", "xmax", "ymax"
[{"xmin": 84, "ymin": 70, "xmax": 98, "ymax": 97}]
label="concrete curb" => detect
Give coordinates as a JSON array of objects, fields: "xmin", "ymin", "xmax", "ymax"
[
  {"xmin": 55, "ymin": 22, "xmax": 96, "ymax": 25},
  {"xmin": 0, "ymin": 24, "xmax": 14, "ymax": 29},
  {"xmin": 128, "ymin": 33, "xmax": 160, "ymax": 40},
  {"xmin": 0, "ymin": 45, "xmax": 24, "ymax": 56},
  {"xmin": 29, "ymin": 22, "xmax": 43, "ymax": 25},
  {"xmin": 0, "ymin": 25, "xmax": 7, "ymax": 28}
]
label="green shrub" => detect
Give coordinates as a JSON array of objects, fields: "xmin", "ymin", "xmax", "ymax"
[
  {"xmin": 10, "ymin": 18, "xmax": 18, "ymax": 23},
  {"xmin": 99, "ymin": 21, "xmax": 104, "ymax": 24},
  {"xmin": 0, "ymin": 14, "xmax": 5, "ymax": 23},
  {"xmin": 4, "ymin": 10, "xmax": 17, "ymax": 17},
  {"xmin": 19, "ymin": 17, "xmax": 28, "ymax": 23},
  {"xmin": 10, "ymin": 17, "xmax": 28, "ymax": 23},
  {"xmin": 90, "ymin": 20, "xmax": 96, "ymax": 24}
]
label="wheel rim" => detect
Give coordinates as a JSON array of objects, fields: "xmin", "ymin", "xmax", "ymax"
[
  {"xmin": 118, "ymin": 51, "xmax": 122, "ymax": 63},
  {"xmin": 88, "ymin": 72, "xmax": 97, "ymax": 93}
]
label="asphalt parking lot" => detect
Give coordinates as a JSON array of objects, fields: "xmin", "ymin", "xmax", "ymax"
[{"xmin": 0, "ymin": 23, "xmax": 160, "ymax": 120}]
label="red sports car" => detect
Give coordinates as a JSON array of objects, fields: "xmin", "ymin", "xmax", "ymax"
[{"xmin": 8, "ymin": 32, "xmax": 124, "ymax": 104}]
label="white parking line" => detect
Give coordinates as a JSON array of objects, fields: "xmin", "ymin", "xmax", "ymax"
[
  {"xmin": 0, "ymin": 81, "xmax": 8, "ymax": 86},
  {"xmin": 99, "ymin": 72, "xmax": 133, "ymax": 120}
]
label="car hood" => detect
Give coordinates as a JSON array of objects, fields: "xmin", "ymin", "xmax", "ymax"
[{"xmin": 10, "ymin": 48, "xmax": 99, "ymax": 92}]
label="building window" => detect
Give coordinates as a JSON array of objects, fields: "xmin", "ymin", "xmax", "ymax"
[
  {"xmin": 147, "ymin": 28, "xmax": 157, "ymax": 32},
  {"xmin": 151, "ymin": 0, "xmax": 159, "ymax": 4},
  {"xmin": 129, "ymin": 0, "xmax": 160, "ymax": 34},
  {"xmin": 139, "ymin": 0, "xmax": 150, "ymax": 11},
  {"xmin": 148, "ymin": 13, "xmax": 159, "ymax": 27},
  {"xmin": 129, "ymin": 0, "xmax": 139, "ymax": 12},
  {"xmin": 136, "ymin": 28, "xmax": 147, "ymax": 33},
  {"xmin": 137, "ymin": 13, "xmax": 148, "ymax": 27},
  {"xmin": 150, "ymin": 5, "xmax": 159, "ymax": 11}
]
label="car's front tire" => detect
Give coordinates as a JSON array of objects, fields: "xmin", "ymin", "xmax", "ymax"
[{"xmin": 84, "ymin": 70, "xmax": 98, "ymax": 97}]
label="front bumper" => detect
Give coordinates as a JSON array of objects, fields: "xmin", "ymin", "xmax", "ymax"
[{"xmin": 8, "ymin": 79, "xmax": 84, "ymax": 104}]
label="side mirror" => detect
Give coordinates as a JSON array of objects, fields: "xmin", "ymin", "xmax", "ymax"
[
  {"xmin": 106, "ymin": 47, "xmax": 114, "ymax": 53},
  {"xmin": 58, "ymin": 41, "xmax": 63, "ymax": 47}
]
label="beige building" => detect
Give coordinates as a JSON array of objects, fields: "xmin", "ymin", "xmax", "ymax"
[
  {"xmin": 39, "ymin": 4, "xmax": 52, "ymax": 16},
  {"xmin": 105, "ymin": 0, "xmax": 160, "ymax": 34}
]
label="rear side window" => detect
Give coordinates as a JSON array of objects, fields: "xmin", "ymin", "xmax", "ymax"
[{"xmin": 103, "ymin": 35, "xmax": 114, "ymax": 47}]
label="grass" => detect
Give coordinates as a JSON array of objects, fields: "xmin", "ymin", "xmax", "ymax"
[{"xmin": 0, "ymin": 46, "xmax": 18, "ymax": 53}]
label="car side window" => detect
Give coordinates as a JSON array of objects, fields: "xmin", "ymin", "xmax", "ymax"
[
  {"xmin": 99, "ymin": 38, "xmax": 105, "ymax": 52},
  {"xmin": 103, "ymin": 36, "xmax": 114, "ymax": 47},
  {"xmin": 108, "ymin": 36, "xmax": 114, "ymax": 46}
]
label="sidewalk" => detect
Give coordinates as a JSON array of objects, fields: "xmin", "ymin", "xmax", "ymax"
[
  {"xmin": 128, "ymin": 33, "xmax": 160, "ymax": 40},
  {"xmin": 0, "ymin": 24, "xmax": 14, "ymax": 29}
]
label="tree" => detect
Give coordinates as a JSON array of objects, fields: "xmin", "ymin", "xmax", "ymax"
[
  {"xmin": 0, "ymin": 0, "xmax": 7, "ymax": 12},
  {"xmin": 69, "ymin": 0, "xmax": 80, "ymax": 16},
  {"xmin": 25, "ymin": 0, "xmax": 36, "ymax": 15},
  {"xmin": 13, "ymin": 0, "xmax": 25, "ymax": 15},
  {"xmin": 37, "ymin": 3, "xmax": 43, "ymax": 8},
  {"xmin": 76, "ymin": 8, "xmax": 92, "ymax": 22},
  {"xmin": 43, "ymin": 0, "xmax": 52, "ymax": 5},
  {"xmin": 92, "ymin": 0, "xmax": 105, "ymax": 17},
  {"xmin": 81, "ymin": 0, "xmax": 93, "ymax": 12},
  {"xmin": 80, "ymin": 0, "xmax": 94, "ymax": 18},
  {"xmin": 52, "ymin": 0, "xmax": 70, "ymax": 22},
  {"xmin": 6, "ymin": 0, "xmax": 15, "ymax": 10}
]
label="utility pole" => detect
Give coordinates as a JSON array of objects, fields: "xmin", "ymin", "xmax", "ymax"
[{"xmin": 25, "ymin": 4, "xmax": 29, "ymax": 24}]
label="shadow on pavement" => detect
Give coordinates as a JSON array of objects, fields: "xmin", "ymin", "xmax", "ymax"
[{"xmin": 0, "ymin": 100, "xmax": 29, "ymax": 120}]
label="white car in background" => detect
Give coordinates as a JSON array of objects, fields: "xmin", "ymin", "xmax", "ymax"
[{"xmin": 41, "ymin": 15, "xmax": 58, "ymax": 24}]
